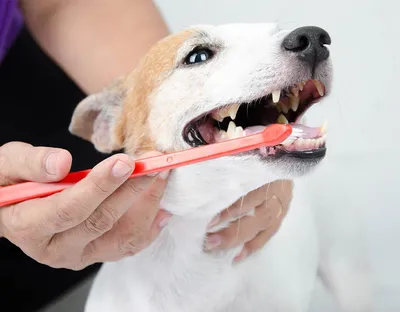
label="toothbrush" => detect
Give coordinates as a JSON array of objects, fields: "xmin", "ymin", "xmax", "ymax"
[{"xmin": 0, "ymin": 124, "xmax": 295, "ymax": 208}]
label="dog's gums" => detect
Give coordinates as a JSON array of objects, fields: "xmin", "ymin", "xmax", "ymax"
[{"xmin": 183, "ymin": 79, "xmax": 327, "ymax": 158}]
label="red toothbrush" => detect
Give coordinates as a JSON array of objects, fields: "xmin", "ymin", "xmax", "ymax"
[{"xmin": 0, "ymin": 124, "xmax": 292, "ymax": 208}]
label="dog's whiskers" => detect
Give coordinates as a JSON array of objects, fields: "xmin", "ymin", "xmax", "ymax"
[{"xmin": 235, "ymin": 196, "xmax": 245, "ymax": 241}]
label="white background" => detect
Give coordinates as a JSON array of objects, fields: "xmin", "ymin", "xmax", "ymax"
[{"xmin": 153, "ymin": 1, "xmax": 400, "ymax": 311}]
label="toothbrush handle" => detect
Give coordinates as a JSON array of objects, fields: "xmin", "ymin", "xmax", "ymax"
[{"xmin": 0, "ymin": 124, "xmax": 292, "ymax": 208}]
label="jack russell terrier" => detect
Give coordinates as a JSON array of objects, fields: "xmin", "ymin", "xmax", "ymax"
[{"xmin": 69, "ymin": 23, "xmax": 372, "ymax": 312}]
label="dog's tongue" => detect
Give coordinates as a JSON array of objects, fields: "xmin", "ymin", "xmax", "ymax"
[{"xmin": 244, "ymin": 124, "xmax": 321, "ymax": 139}]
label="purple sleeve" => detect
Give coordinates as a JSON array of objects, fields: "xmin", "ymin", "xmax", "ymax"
[{"xmin": 0, "ymin": 0, "xmax": 22, "ymax": 64}]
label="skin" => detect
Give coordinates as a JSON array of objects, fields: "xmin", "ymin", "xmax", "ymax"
[{"xmin": 0, "ymin": 0, "xmax": 293, "ymax": 268}]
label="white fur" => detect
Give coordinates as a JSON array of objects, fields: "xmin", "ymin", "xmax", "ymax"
[{"xmin": 71, "ymin": 23, "xmax": 371, "ymax": 312}]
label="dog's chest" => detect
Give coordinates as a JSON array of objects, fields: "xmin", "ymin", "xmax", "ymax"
[{"xmin": 85, "ymin": 187, "xmax": 319, "ymax": 312}]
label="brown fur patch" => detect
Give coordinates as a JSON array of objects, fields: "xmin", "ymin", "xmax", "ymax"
[{"xmin": 114, "ymin": 30, "xmax": 194, "ymax": 156}]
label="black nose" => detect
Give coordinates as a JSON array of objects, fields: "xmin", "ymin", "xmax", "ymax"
[{"xmin": 282, "ymin": 26, "xmax": 331, "ymax": 69}]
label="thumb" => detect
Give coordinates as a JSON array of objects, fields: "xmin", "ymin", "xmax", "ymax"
[{"xmin": 0, "ymin": 142, "xmax": 72, "ymax": 185}]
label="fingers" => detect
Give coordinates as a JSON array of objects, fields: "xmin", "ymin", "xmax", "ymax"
[
  {"xmin": 3, "ymin": 153, "xmax": 134, "ymax": 238},
  {"xmin": 83, "ymin": 208, "xmax": 171, "ymax": 264},
  {"xmin": 57, "ymin": 167, "xmax": 170, "ymax": 248},
  {"xmin": 0, "ymin": 149, "xmax": 172, "ymax": 270},
  {"xmin": 0, "ymin": 142, "xmax": 72, "ymax": 185},
  {"xmin": 214, "ymin": 186, "xmax": 270, "ymax": 226},
  {"xmin": 81, "ymin": 173, "xmax": 170, "ymax": 264},
  {"xmin": 205, "ymin": 215, "xmax": 258, "ymax": 251},
  {"xmin": 205, "ymin": 194, "xmax": 286, "ymax": 251},
  {"xmin": 49, "ymin": 153, "xmax": 137, "ymax": 232},
  {"xmin": 233, "ymin": 222, "xmax": 281, "ymax": 263}
]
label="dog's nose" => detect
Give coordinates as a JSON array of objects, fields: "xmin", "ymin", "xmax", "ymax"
[{"xmin": 282, "ymin": 26, "xmax": 331, "ymax": 69}]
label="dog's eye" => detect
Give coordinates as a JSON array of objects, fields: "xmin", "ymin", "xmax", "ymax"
[{"xmin": 184, "ymin": 48, "xmax": 213, "ymax": 65}]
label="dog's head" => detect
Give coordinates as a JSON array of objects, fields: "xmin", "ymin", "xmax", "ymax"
[{"xmin": 70, "ymin": 23, "xmax": 332, "ymax": 212}]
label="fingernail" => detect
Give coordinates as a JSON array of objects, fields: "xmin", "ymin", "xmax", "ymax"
[
  {"xmin": 159, "ymin": 214, "xmax": 171, "ymax": 228},
  {"xmin": 204, "ymin": 234, "xmax": 222, "ymax": 250},
  {"xmin": 112, "ymin": 160, "xmax": 133, "ymax": 177},
  {"xmin": 233, "ymin": 248, "xmax": 248, "ymax": 263},
  {"xmin": 45, "ymin": 152, "xmax": 60, "ymax": 175},
  {"xmin": 207, "ymin": 214, "xmax": 220, "ymax": 229}
]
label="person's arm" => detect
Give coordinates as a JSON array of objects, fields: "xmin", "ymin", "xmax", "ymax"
[{"xmin": 20, "ymin": 0, "xmax": 169, "ymax": 94}]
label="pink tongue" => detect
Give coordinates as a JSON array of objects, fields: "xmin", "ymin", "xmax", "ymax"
[
  {"xmin": 244, "ymin": 124, "xmax": 321, "ymax": 139},
  {"xmin": 291, "ymin": 123, "xmax": 321, "ymax": 138},
  {"xmin": 243, "ymin": 126, "xmax": 266, "ymax": 136}
]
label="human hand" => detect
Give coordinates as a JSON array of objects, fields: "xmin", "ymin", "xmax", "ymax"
[
  {"xmin": 0, "ymin": 142, "xmax": 171, "ymax": 270},
  {"xmin": 205, "ymin": 180, "xmax": 293, "ymax": 262}
]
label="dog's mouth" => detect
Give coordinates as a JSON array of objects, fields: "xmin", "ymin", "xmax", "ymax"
[{"xmin": 183, "ymin": 79, "xmax": 328, "ymax": 158}]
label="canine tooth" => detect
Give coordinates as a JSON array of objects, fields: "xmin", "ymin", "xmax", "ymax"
[
  {"xmin": 229, "ymin": 104, "xmax": 240, "ymax": 120},
  {"xmin": 272, "ymin": 90, "xmax": 281, "ymax": 103},
  {"xmin": 227, "ymin": 121, "xmax": 237, "ymax": 137},
  {"xmin": 291, "ymin": 87, "xmax": 299, "ymax": 97},
  {"xmin": 320, "ymin": 120, "xmax": 328, "ymax": 134},
  {"xmin": 280, "ymin": 102, "xmax": 289, "ymax": 114},
  {"xmin": 313, "ymin": 80, "xmax": 325, "ymax": 96},
  {"xmin": 277, "ymin": 114, "xmax": 289, "ymax": 124},
  {"xmin": 298, "ymin": 81, "xmax": 305, "ymax": 91},
  {"xmin": 289, "ymin": 95, "xmax": 300, "ymax": 112}
]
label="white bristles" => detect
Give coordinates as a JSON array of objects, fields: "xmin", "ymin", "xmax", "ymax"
[{"xmin": 279, "ymin": 128, "xmax": 304, "ymax": 145}]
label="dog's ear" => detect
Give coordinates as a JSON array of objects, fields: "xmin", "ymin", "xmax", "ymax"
[{"xmin": 69, "ymin": 79, "xmax": 125, "ymax": 153}]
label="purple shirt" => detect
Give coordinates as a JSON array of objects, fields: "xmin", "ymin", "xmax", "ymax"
[{"xmin": 0, "ymin": 0, "xmax": 22, "ymax": 64}]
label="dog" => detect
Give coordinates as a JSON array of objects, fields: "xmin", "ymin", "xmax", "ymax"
[{"xmin": 69, "ymin": 23, "xmax": 371, "ymax": 312}]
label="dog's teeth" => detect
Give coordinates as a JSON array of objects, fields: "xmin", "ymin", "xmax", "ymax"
[
  {"xmin": 310, "ymin": 139, "xmax": 318, "ymax": 149},
  {"xmin": 277, "ymin": 114, "xmax": 289, "ymax": 124},
  {"xmin": 294, "ymin": 138, "xmax": 305, "ymax": 149},
  {"xmin": 212, "ymin": 107, "xmax": 230, "ymax": 121},
  {"xmin": 272, "ymin": 90, "xmax": 281, "ymax": 103},
  {"xmin": 279, "ymin": 102, "xmax": 289, "ymax": 114},
  {"xmin": 188, "ymin": 132, "xmax": 194, "ymax": 142},
  {"xmin": 227, "ymin": 121, "xmax": 237, "ymax": 138},
  {"xmin": 298, "ymin": 81, "xmax": 305, "ymax": 91},
  {"xmin": 216, "ymin": 130, "xmax": 228, "ymax": 141},
  {"xmin": 227, "ymin": 121, "xmax": 236, "ymax": 132},
  {"xmin": 313, "ymin": 80, "xmax": 325, "ymax": 97},
  {"xmin": 289, "ymin": 95, "xmax": 300, "ymax": 112},
  {"xmin": 211, "ymin": 112, "xmax": 224, "ymax": 122},
  {"xmin": 234, "ymin": 126, "xmax": 244, "ymax": 138},
  {"xmin": 225, "ymin": 123, "xmax": 244, "ymax": 139},
  {"xmin": 229, "ymin": 104, "xmax": 240, "ymax": 120},
  {"xmin": 320, "ymin": 120, "xmax": 328, "ymax": 135},
  {"xmin": 281, "ymin": 136, "xmax": 296, "ymax": 146},
  {"xmin": 291, "ymin": 87, "xmax": 299, "ymax": 97}
]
